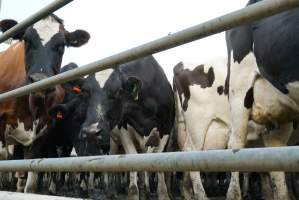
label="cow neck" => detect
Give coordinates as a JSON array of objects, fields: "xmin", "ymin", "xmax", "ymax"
[
  {"xmin": 0, "ymin": 41, "xmax": 28, "ymax": 122},
  {"xmin": 0, "ymin": 41, "xmax": 26, "ymax": 93}
]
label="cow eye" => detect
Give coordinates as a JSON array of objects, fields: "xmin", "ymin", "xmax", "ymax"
[{"xmin": 24, "ymin": 39, "xmax": 35, "ymax": 50}]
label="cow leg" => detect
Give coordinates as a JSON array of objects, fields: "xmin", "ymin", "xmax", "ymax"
[
  {"xmin": 145, "ymin": 147, "xmax": 154, "ymax": 197},
  {"xmin": 0, "ymin": 147, "xmax": 8, "ymax": 160},
  {"xmin": 226, "ymin": 102, "xmax": 251, "ymax": 200},
  {"xmin": 262, "ymin": 122, "xmax": 293, "ymax": 200},
  {"xmin": 260, "ymin": 173, "xmax": 274, "ymax": 200},
  {"xmin": 107, "ymin": 138, "xmax": 119, "ymax": 198},
  {"xmin": 88, "ymin": 172, "xmax": 95, "ymax": 193},
  {"xmin": 119, "ymin": 128, "xmax": 139, "ymax": 200},
  {"xmin": 79, "ymin": 172, "xmax": 89, "ymax": 198},
  {"xmin": 184, "ymin": 117, "xmax": 219, "ymax": 200},
  {"xmin": 144, "ymin": 171, "xmax": 151, "ymax": 195},
  {"xmin": 152, "ymin": 135, "xmax": 171, "ymax": 200},
  {"xmin": 24, "ymin": 172, "xmax": 38, "ymax": 193},
  {"xmin": 103, "ymin": 172, "xmax": 109, "ymax": 192},
  {"xmin": 48, "ymin": 172, "xmax": 57, "ymax": 194},
  {"xmin": 178, "ymin": 172, "xmax": 193, "ymax": 200},
  {"xmin": 184, "ymin": 137, "xmax": 207, "ymax": 200},
  {"xmin": 15, "ymin": 172, "xmax": 26, "ymax": 192},
  {"xmin": 226, "ymin": 51, "xmax": 258, "ymax": 200}
]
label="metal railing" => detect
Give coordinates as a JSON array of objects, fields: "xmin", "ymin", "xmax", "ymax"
[
  {"xmin": 0, "ymin": 147, "xmax": 298, "ymax": 172},
  {"xmin": 0, "ymin": 0, "xmax": 298, "ymax": 102},
  {"xmin": 0, "ymin": 0, "xmax": 298, "ymax": 176}
]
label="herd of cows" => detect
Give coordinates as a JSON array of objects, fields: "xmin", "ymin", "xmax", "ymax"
[{"xmin": 0, "ymin": 0, "xmax": 299, "ymax": 200}]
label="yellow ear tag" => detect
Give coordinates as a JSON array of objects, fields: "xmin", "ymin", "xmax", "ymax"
[{"xmin": 134, "ymin": 92, "xmax": 139, "ymax": 101}]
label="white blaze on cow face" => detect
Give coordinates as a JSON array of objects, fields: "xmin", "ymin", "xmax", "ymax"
[
  {"xmin": 95, "ymin": 69, "xmax": 114, "ymax": 87},
  {"xmin": 33, "ymin": 16, "xmax": 60, "ymax": 46},
  {"xmin": 96, "ymin": 104, "xmax": 104, "ymax": 119},
  {"xmin": 70, "ymin": 147, "xmax": 77, "ymax": 156}
]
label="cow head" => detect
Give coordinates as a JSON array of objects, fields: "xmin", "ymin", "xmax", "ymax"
[
  {"xmin": 49, "ymin": 63, "xmax": 87, "ymax": 124},
  {"xmin": 77, "ymin": 74, "xmax": 114, "ymax": 155},
  {"xmin": 49, "ymin": 64, "xmax": 105, "ymax": 156},
  {"xmin": 79, "ymin": 70, "xmax": 144, "ymax": 153},
  {"xmin": 0, "ymin": 15, "xmax": 90, "ymax": 119}
]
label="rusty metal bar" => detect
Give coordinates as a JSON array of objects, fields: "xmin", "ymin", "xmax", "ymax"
[
  {"xmin": 0, "ymin": 147, "xmax": 298, "ymax": 172},
  {"xmin": 0, "ymin": 0, "xmax": 298, "ymax": 102}
]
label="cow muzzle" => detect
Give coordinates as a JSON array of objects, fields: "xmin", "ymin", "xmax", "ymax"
[
  {"xmin": 81, "ymin": 122, "xmax": 103, "ymax": 140},
  {"xmin": 28, "ymin": 73, "xmax": 56, "ymax": 95}
]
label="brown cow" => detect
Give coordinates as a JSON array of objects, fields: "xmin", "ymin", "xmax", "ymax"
[{"xmin": 0, "ymin": 14, "xmax": 90, "ymax": 193}]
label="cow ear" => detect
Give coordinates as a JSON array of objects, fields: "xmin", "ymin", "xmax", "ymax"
[
  {"xmin": 124, "ymin": 77, "xmax": 142, "ymax": 101},
  {"xmin": 65, "ymin": 30, "xmax": 90, "ymax": 47},
  {"xmin": 0, "ymin": 19, "xmax": 17, "ymax": 32},
  {"xmin": 0, "ymin": 19, "xmax": 24, "ymax": 40}
]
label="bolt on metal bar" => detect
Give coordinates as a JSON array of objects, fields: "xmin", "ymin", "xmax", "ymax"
[
  {"xmin": 0, "ymin": 0, "xmax": 73, "ymax": 44},
  {"xmin": 0, "ymin": 147, "xmax": 298, "ymax": 172},
  {"xmin": 0, "ymin": 0, "xmax": 298, "ymax": 102},
  {"xmin": 0, "ymin": 191, "xmax": 83, "ymax": 200}
]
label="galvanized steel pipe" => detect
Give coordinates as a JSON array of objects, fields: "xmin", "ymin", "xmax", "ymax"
[
  {"xmin": 0, "ymin": 147, "xmax": 298, "ymax": 172},
  {"xmin": 0, "ymin": 0, "xmax": 298, "ymax": 102},
  {"xmin": 0, "ymin": 191, "xmax": 83, "ymax": 200},
  {"xmin": 0, "ymin": 0, "xmax": 73, "ymax": 44}
]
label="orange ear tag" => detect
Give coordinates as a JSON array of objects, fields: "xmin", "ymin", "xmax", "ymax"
[
  {"xmin": 72, "ymin": 86, "xmax": 81, "ymax": 93},
  {"xmin": 56, "ymin": 111, "xmax": 63, "ymax": 120}
]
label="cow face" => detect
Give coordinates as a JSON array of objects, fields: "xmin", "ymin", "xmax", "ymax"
[
  {"xmin": 78, "ymin": 75, "xmax": 114, "ymax": 155},
  {"xmin": 79, "ymin": 73, "xmax": 142, "ymax": 152},
  {"xmin": 49, "ymin": 63, "xmax": 88, "ymax": 125},
  {"xmin": 23, "ymin": 15, "xmax": 89, "ymax": 87},
  {"xmin": 0, "ymin": 15, "xmax": 90, "ymax": 118},
  {"xmin": 49, "ymin": 65, "xmax": 106, "ymax": 156}
]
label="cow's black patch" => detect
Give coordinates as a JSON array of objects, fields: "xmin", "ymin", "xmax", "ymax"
[
  {"xmin": 173, "ymin": 63, "xmax": 215, "ymax": 111},
  {"xmin": 244, "ymin": 87, "xmax": 254, "ymax": 109},
  {"xmin": 226, "ymin": 1, "xmax": 299, "ymax": 94},
  {"xmin": 217, "ymin": 85, "xmax": 224, "ymax": 95}
]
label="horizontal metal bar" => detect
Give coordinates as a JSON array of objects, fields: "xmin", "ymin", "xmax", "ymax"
[
  {"xmin": 0, "ymin": 147, "xmax": 298, "ymax": 172},
  {"xmin": 0, "ymin": 191, "xmax": 83, "ymax": 200},
  {"xmin": 0, "ymin": 0, "xmax": 73, "ymax": 44},
  {"xmin": 0, "ymin": 0, "xmax": 298, "ymax": 102}
]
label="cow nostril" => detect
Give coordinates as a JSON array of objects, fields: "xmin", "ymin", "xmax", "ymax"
[
  {"xmin": 95, "ymin": 129, "xmax": 102, "ymax": 136},
  {"xmin": 29, "ymin": 76, "xmax": 35, "ymax": 83},
  {"xmin": 28, "ymin": 73, "xmax": 49, "ymax": 83}
]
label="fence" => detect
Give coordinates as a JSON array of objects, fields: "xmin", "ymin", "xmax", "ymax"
[{"xmin": 1, "ymin": 0, "xmax": 299, "ymax": 199}]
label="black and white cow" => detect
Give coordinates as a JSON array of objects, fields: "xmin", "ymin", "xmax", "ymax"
[
  {"xmin": 46, "ymin": 63, "xmax": 113, "ymax": 197},
  {"xmin": 225, "ymin": 1, "xmax": 299, "ymax": 199},
  {"xmin": 25, "ymin": 63, "xmax": 98, "ymax": 196},
  {"xmin": 172, "ymin": 59, "xmax": 280, "ymax": 200},
  {"xmin": 21, "ymin": 63, "xmax": 93, "ymax": 194},
  {"xmin": 173, "ymin": 59, "xmax": 231, "ymax": 200},
  {"xmin": 0, "ymin": 14, "xmax": 90, "ymax": 193},
  {"xmin": 79, "ymin": 55, "xmax": 175, "ymax": 200}
]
